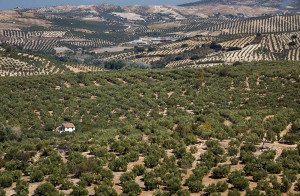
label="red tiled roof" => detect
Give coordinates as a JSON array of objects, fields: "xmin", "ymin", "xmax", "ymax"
[{"xmin": 62, "ymin": 123, "xmax": 75, "ymax": 128}]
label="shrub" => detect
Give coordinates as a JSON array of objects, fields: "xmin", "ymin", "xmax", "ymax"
[
  {"xmin": 210, "ymin": 42, "xmax": 222, "ymax": 51},
  {"xmin": 178, "ymin": 152, "xmax": 195, "ymax": 168},
  {"xmin": 94, "ymin": 184, "xmax": 117, "ymax": 196},
  {"xmin": 228, "ymin": 146, "xmax": 239, "ymax": 156},
  {"xmin": 241, "ymin": 143, "xmax": 256, "ymax": 152},
  {"xmin": 230, "ymin": 157, "xmax": 239, "ymax": 165},
  {"xmin": 175, "ymin": 189, "xmax": 191, "ymax": 196},
  {"xmin": 265, "ymin": 162, "xmax": 281, "ymax": 174},
  {"xmin": 0, "ymin": 173, "xmax": 13, "ymax": 188},
  {"xmin": 187, "ymin": 178, "xmax": 203, "ymax": 193},
  {"xmin": 108, "ymin": 158, "xmax": 128, "ymax": 172},
  {"xmin": 212, "ymin": 164, "xmax": 230, "ymax": 178},
  {"xmin": 154, "ymin": 190, "xmax": 171, "ymax": 196},
  {"xmin": 95, "ymin": 167, "xmax": 113, "ymax": 181},
  {"xmin": 239, "ymin": 151, "xmax": 255, "ymax": 164},
  {"xmin": 15, "ymin": 180, "xmax": 29, "ymax": 196},
  {"xmin": 227, "ymin": 47, "xmax": 242, "ymax": 51},
  {"xmin": 132, "ymin": 165, "xmax": 146, "ymax": 176},
  {"xmin": 216, "ymin": 181, "xmax": 228, "ymax": 192},
  {"xmin": 245, "ymin": 188, "xmax": 260, "ymax": 196},
  {"xmin": 291, "ymin": 35, "xmax": 298, "ymax": 39},
  {"xmin": 148, "ymin": 47, "xmax": 156, "ymax": 52},
  {"xmin": 209, "ymin": 145, "xmax": 225, "ymax": 156},
  {"xmin": 144, "ymin": 154, "xmax": 159, "ymax": 168},
  {"xmin": 34, "ymin": 182, "xmax": 59, "ymax": 196},
  {"xmin": 233, "ymin": 61, "xmax": 242, "ymax": 66},
  {"xmin": 270, "ymin": 176, "xmax": 281, "ymax": 190},
  {"xmin": 127, "ymin": 151, "xmax": 139, "ymax": 162},
  {"xmin": 30, "ymin": 170, "xmax": 44, "ymax": 182},
  {"xmin": 256, "ymin": 180, "xmax": 269, "ymax": 191},
  {"xmin": 80, "ymin": 172, "xmax": 95, "ymax": 186},
  {"xmin": 175, "ymin": 56, "xmax": 184, "ymax": 61},
  {"xmin": 61, "ymin": 180, "xmax": 74, "ymax": 190},
  {"xmin": 181, "ymin": 44, "xmax": 188, "ymax": 48},
  {"xmin": 144, "ymin": 172, "xmax": 160, "ymax": 191},
  {"xmin": 190, "ymin": 55, "xmax": 200, "ymax": 60},
  {"xmin": 228, "ymin": 171, "xmax": 249, "ymax": 191},
  {"xmin": 282, "ymin": 133, "xmax": 300, "ymax": 144},
  {"xmin": 252, "ymin": 170, "xmax": 268, "ymax": 182},
  {"xmin": 288, "ymin": 41, "xmax": 296, "ymax": 46},
  {"xmin": 135, "ymin": 47, "xmax": 145, "ymax": 53},
  {"xmin": 103, "ymin": 59, "xmax": 128, "ymax": 70},
  {"xmin": 5, "ymin": 160, "xmax": 29, "ymax": 172},
  {"xmin": 281, "ymin": 176, "xmax": 292, "ymax": 193},
  {"xmin": 10, "ymin": 170, "xmax": 22, "ymax": 182},
  {"xmin": 70, "ymin": 186, "xmax": 88, "ymax": 196},
  {"xmin": 265, "ymin": 188, "xmax": 282, "ymax": 196},
  {"xmin": 192, "ymin": 166, "xmax": 209, "ymax": 178},
  {"xmin": 219, "ymin": 67, "xmax": 229, "ymax": 77},
  {"xmin": 190, "ymin": 146, "xmax": 198, "ymax": 154},
  {"xmin": 120, "ymin": 172, "xmax": 136, "ymax": 184},
  {"xmin": 233, "ymin": 177, "xmax": 249, "ymax": 190},
  {"xmin": 47, "ymin": 174, "xmax": 64, "ymax": 186},
  {"xmin": 204, "ymin": 183, "xmax": 217, "ymax": 194},
  {"xmin": 283, "ymin": 170, "xmax": 297, "ymax": 182},
  {"xmin": 228, "ymin": 189, "xmax": 241, "ymax": 196},
  {"xmin": 122, "ymin": 180, "xmax": 141, "ymax": 195},
  {"xmin": 166, "ymin": 177, "xmax": 182, "ymax": 194}
]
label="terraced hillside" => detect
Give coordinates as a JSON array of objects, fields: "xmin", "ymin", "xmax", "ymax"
[
  {"xmin": 149, "ymin": 15, "xmax": 300, "ymax": 36},
  {"xmin": 0, "ymin": 46, "xmax": 70, "ymax": 76},
  {"xmin": 0, "ymin": 2, "xmax": 296, "ymax": 53},
  {"xmin": 98, "ymin": 31, "xmax": 300, "ymax": 68},
  {"xmin": 0, "ymin": 29, "xmax": 119, "ymax": 53},
  {"xmin": 180, "ymin": 0, "xmax": 299, "ymax": 11},
  {"xmin": 206, "ymin": 15, "xmax": 300, "ymax": 35},
  {"xmin": 196, "ymin": 31, "xmax": 300, "ymax": 64},
  {"xmin": 0, "ymin": 61, "xmax": 299, "ymax": 195}
]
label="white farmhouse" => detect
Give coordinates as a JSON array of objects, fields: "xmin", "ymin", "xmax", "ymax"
[{"xmin": 61, "ymin": 123, "xmax": 76, "ymax": 132}]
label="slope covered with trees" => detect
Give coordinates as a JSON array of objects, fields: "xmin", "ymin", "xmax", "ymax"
[
  {"xmin": 0, "ymin": 44, "xmax": 70, "ymax": 76},
  {"xmin": 0, "ymin": 61, "xmax": 299, "ymax": 195}
]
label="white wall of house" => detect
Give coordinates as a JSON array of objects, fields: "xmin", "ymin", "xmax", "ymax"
[{"xmin": 63, "ymin": 127, "xmax": 75, "ymax": 132}]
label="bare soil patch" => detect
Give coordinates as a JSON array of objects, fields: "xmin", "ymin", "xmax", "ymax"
[
  {"xmin": 224, "ymin": 120, "xmax": 233, "ymax": 127},
  {"xmin": 263, "ymin": 115, "xmax": 274, "ymax": 122}
]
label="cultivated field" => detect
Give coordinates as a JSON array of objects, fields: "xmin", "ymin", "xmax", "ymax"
[
  {"xmin": 207, "ymin": 15, "xmax": 300, "ymax": 35},
  {"xmin": 0, "ymin": 49, "xmax": 69, "ymax": 76},
  {"xmin": 98, "ymin": 31, "xmax": 300, "ymax": 68},
  {"xmin": 0, "ymin": 61, "xmax": 299, "ymax": 195}
]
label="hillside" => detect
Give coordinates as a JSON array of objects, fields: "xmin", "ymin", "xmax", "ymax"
[
  {"xmin": 0, "ymin": 61, "xmax": 299, "ymax": 195},
  {"xmin": 0, "ymin": 45, "xmax": 70, "ymax": 76},
  {"xmin": 1, "ymin": 3, "xmax": 299, "ymax": 73},
  {"xmin": 98, "ymin": 29, "xmax": 300, "ymax": 68},
  {"xmin": 180, "ymin": 0, "xmax": 298, "ymax": 10},
  {"xmin": 1, "ymin": 1, "xmax": 300, "ymax": 196},
  {"xmin": 0, "ymin": 2, "xmax": 296, "ymax": 59}
]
